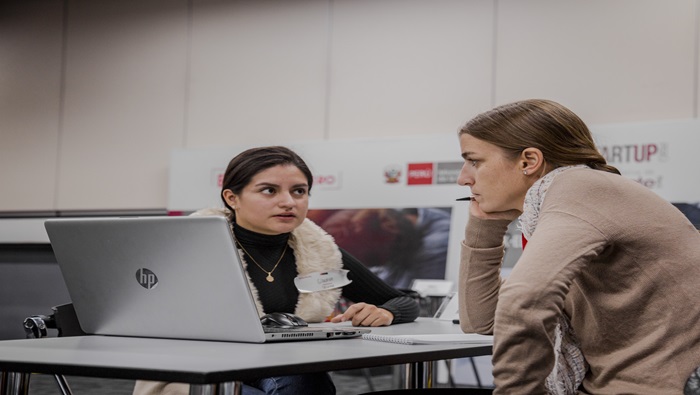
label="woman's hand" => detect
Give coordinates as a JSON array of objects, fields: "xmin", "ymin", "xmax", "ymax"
[
  {"xmin": 469, "ymin": 199, "xmax": 521, "ymax": 222},
  {"xmin": 330, "ymin": 303, "xmax": 394, "ymax": 327}
]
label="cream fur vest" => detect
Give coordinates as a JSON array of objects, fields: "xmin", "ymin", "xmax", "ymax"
[{"xmin": 191, "ymin": 208, "xmax": 343, "ymax": 323}]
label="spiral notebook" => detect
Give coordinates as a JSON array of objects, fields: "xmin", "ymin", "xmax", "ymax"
[{"xmin": 362, "ymin": 333, "xmax": 493, "ymax": 345}]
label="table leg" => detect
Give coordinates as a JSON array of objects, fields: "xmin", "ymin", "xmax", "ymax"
[
  {"xmin": 0, "ymin": 371, "xmax": 30, "ymax": 395},
  {"xmin": 417, "ymin": 361, "xmax": 434, "ymax": 388},
  {"xmin": 424, "ymin": 361, "xmax": 436, "ymax": 388},
  {"xmin": 398, "ymin": 361, "xmax": 434, "ymax": 389},
  {"xmin": 189, "ymin": 382, "xmax": 242, "ymax": 395},
  {"xmin": 218, "ymin": 382, "xmax": 242, "ymax": 395},
  {"xmin": 53, "ymin": 374, "xmax": 73, "ymax": 395}
]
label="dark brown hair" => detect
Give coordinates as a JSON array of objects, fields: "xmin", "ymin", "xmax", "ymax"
[
  {"xmin": 220, "ymin": 146, "xmax": 314, "ymax": 212},
  {"xmin": 460, "ymin": 99, "xmax": 620, "ymax": 175}
]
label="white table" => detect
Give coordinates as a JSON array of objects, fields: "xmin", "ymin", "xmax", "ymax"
[{"xmin": 0, "ymin": 318, "xmax": 492, "ymax": 395}]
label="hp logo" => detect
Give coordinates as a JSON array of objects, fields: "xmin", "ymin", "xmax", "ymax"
[{"xmin": 136, "ymin": 268, "xmax": 158, "ymax": 289}]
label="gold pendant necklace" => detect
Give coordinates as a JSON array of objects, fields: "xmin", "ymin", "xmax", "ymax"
[{"xmin": 235, "ymin": 241, "xmax": 287, "ymax": 283}]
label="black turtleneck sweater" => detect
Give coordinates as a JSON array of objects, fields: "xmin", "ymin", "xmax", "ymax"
[{"xmin": 233, "ymin": 224, "xmax": 419, "ymax": 324}]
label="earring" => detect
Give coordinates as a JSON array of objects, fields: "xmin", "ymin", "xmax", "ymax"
[{"xmin": 523, "ymin": 170, "xmax": 528, "ymax": 175}]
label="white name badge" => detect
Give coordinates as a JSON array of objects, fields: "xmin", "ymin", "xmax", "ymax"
[{"xmin": 294, "ymin": 269, "xmax": 352, "ymax": 293}]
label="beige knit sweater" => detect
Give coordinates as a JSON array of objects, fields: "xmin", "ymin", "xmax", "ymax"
[{"xmin": 459, "ymin": 168, "xmax": 700, "ymax": 394}]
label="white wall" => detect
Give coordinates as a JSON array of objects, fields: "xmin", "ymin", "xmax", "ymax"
[
  {"xmin": 0, "ymin": 1, "xmax": 63, "ymax": 211},
  {"xmin": 1, "ymin": 0, "xmax": 698, "ymax": 212}
]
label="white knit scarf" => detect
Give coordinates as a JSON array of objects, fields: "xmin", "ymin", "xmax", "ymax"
[{"xmin": 518, "ymin": 165, "xmax": 589, "ymax": 395}]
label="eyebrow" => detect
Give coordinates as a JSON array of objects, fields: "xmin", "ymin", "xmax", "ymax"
[
  {"xmin": 254, "ymin": 182, "xmax": 309, "ymax": 189},
  {"xmin": 461, "ymin": 151, "xmax": 475, "ymax": 159}
]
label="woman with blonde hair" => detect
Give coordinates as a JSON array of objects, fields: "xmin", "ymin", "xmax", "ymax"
[{"xmin": 457, "ymin": 99, "xmax": 700, "ymax": 394}]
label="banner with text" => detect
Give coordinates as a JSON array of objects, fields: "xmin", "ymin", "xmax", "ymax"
[{"xmin": 169, "ymin": 119, "xmax": 700, "ymax": 283}]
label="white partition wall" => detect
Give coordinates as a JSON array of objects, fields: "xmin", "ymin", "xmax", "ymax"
[{"xmin": 1, "ymin": 0, "xmax": 700, "ymax": 216}]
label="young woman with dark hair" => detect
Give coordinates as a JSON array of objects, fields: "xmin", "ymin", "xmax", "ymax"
[{"xmin": 134, "ymin": 146, "xmax": 419, "ymax": 395}]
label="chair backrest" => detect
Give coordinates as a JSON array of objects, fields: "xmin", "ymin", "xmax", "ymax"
[
  {"xmin": 686, "ymin": 366, "xmax": 700, "ymax": 395},
  {"xmin": 52, "ymin": 303, "xmax": 86, "ymax": 337},
  {"xmin": 23, "ymin": 303, "xmax": 86, "ymax": 339}
]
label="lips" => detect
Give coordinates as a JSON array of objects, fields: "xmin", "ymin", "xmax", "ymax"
[{"xmin": 275, "ymin": 213, "xmax": 296, "ymax": 219}]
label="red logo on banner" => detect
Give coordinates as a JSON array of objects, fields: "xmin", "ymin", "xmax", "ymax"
[
  {"xmin": 314, "ymin": 174, "xmax": 339, "ymax": 188},
  {"xmin": 407, "ymin": 163, "xmax": 434, "ymax": 185},
  {"xmin": 212, "ymin": 168, "xmax": 226, "ymax": 187}
]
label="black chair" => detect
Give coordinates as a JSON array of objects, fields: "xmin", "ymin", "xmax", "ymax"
[
  {"xmin": 22, "ymin": 303, "xmax": 86, "ymax": 395},
  {"xmin": 686, "ymin": 365, "xmax": 700, "ymax": 395},
  {"xmin": 24, "ymin": 303, "xmax": 86, "ymax": 339}
]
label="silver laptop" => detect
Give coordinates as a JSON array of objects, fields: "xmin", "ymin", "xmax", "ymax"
[{"xmin": 44, "ymin": 216, "xmax": 370, "ymax": 343}]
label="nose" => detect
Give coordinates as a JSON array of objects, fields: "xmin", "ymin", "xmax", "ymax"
[
  {"xmin": 457, "ymin": 162, "xmax": 473, "ymax": 186},
  {"xmin": 278, "ymin": 191, "xmax": 296, "ymax": 208}
]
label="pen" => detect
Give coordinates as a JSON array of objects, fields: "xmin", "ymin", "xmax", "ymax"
[{"xmin": 455, "ymin": 197, "xmax": 473, "ymax": 201}]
